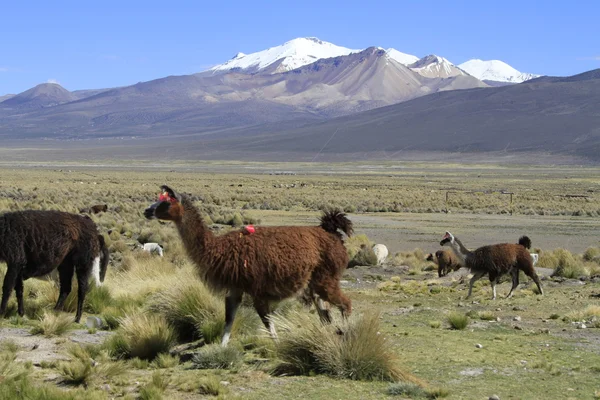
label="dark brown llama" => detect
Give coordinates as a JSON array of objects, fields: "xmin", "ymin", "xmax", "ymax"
[
  {"xmin": 440, "ymin": 232, "xmax": 543, "ymax": 299},
  {"xmin": 427, "ymin": 249, "xmax": 462, "ymax": 277},
  {"xmin": 0, "ymin": 210, "xmax": 109, "ymax": 322},
  {"xmin": 144, "ymin": 185, "xmax": 353, "ymax": 346}
]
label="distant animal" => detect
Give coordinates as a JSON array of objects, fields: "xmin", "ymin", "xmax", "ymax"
[
  {"xmin": 79, "ymin": 204, "xmax": 108, "ymax": 214},
  {"xmin": 0, "ymin": 210, "xmax": 109, "ymax": 322},
  {"xmin": 144, "ymin": 185, "xmax": 353, "ymax": 346},
  {"xmin": 139, "ymin": 242, "xmax": 164, "ymax": 257},
  {"xmin": 372, "ymin": 244, "xmax": 389, "ymax": 265},
  {"xmin": 440, "ymin": 232, "xmax": 543, "ymax": 299},
  {"xmin": 530, "ymin": 253, "xmax": 539, "ymax": 266},
  {"xmin": 427, "ymin": 249, "xmax": 463, "ymax": 277}
]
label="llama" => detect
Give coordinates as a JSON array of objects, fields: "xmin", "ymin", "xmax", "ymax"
[
  {"xmin": 372, "ymin": 244, "xmax": 389, "ymax": 265},
  {"xmin": 0, "ymin": 210, "xmax": 109, "ymax": 322},
  {"xmin": 139, "ymin": 242, "xmax": 164, "ymax": 257},
  {"xmin": 144, "ymin": 185, "xmax": 353, "ymax": 346},
  {"xmin": 530, "ymin": 253, "xmax": 539, "ymax": 266},
  {"xmin": 426, "ymin": 249, "xmax": 463, "ymax": 277},
  {"xmin": 440, "ymin": 232, "xmax": 543, "ymax": 299}
]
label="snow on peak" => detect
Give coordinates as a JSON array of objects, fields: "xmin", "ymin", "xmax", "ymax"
[
  {"xmin": 385, "ymin": 48, "xmax": 419, "ymax": 66},
  {"xmin": 458, "ymin": 59, "xmax": 540, "ymax": 83},
  {"xmin": 409, "ymin": 54, "xmax": 467, "ymax": 78},
  {"xmin": 209, "ymin": 37, "xmax": 359, "ymax": 74}
]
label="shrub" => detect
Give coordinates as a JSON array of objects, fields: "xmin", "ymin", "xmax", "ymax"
[
  {"xmin": 350, "ymin": 244, "xmax": 378, "ymax": 267},
  {"xmin": 271, "ymin": 310, "xmax": 421, "ymax": 382},
  {"xmin": 30, "ymin": 312, "xmax": 74, "ymax": 337},
  {"xmin": 551, "ymin": 249, "xmax": 589, "ymax": 278},
  {"xmin": 108, "ymin": 313, "xmax": 175, "ymax": 360},
  {"xmin": 447, "ymin": 312, "xmax": 469, "ymax": 330},
  {"xmin": 191, "ymin": 344, "xmax": 243, "ymax": 370}
]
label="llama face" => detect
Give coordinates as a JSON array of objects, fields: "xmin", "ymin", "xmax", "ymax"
[
  {"xmin": 440, "ymin": 231, "xmax": 454, "ymax": 246},
  {"xmin": 144, "ymin": 185, "xmax": 184, "ymax": 221}
]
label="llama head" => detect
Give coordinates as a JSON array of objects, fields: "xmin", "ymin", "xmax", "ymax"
[
  {"xmin": 144, "ymin": 185, "xmax": 184, "ymax": 221},
  {"xmin": 426, "ymin": 253, "xmax": 434, "ymax": 262},
  {"xmin": 440, "ymin": 231, "xmax": 455, "ymax": 246}
]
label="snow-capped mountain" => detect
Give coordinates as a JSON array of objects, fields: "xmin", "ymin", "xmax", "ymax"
[
  {"xmin": 385, "ymin": 48, "xmax": 419, "ymax": 66},
  {"xmin": 408, "ymin": 55, "xmax": 467, "ymax": 78},
  {"xmin": 458, "ymin": 59, "xmax": 540, "ymax": 83},
  {"xmin": 209, "ymin": 37, "xmax": 358, "ymax": 74}
]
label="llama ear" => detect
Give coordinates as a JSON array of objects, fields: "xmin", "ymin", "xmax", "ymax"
[{"xmin": 160, "ymin": 185, "xmax": 181, "ymax": 202}]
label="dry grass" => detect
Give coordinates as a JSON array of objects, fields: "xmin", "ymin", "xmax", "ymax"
[
  {"xmin": 107, "ymin": 313, "xmax": 176, "ymax": 360},
  {"xmin": 30, "ymin": 312, "xmax": 74, "ymax": 337},
  {"xmin": 447, "ymin": 312, "xmax": 469, "ymax": 330},
  {"xmin": 271, "ymin": 310, "xmax": 422, "ymax": 383}
]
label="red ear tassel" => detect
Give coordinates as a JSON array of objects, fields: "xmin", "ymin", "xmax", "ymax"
[{"xmin": 159, "ymin": 192, "xmax": 176, "ymax": 203}]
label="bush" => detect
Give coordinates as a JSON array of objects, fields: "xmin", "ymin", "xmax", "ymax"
[
  {"xmin": 271, "ymin": 310, "xmax": 422, "ymax": 382},
  {"xmin": 107, "ymin": 313, "xmax": 175, "ymax": 360},
  {"xmin": 350, "ymin": 244, "xmax": 378, "ymax": 267},
  {"xmin": 551, "ymin": 249, "xmax": 589, "ymax": 278},
  {"xmin": 191, "ymin": 344, "xmax": 243, "ymax": 370},
  {"xmin": 447, "ymin": 312, "xmax": 469, "ymax": 330},
  {"xmin": 30, "ymin": 312, "xmax": 74, "ymax": 337}
]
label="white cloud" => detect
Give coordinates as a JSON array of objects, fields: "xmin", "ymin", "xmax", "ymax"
[{"xmin": 47, "ymin": 79, "xmax": 60, "ymax": 84}]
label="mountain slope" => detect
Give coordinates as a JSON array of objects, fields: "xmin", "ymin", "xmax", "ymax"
[
  {"xmin": 458, "ymin": 59, "xmax": 540, "ymax": 83},
  {"xmin": 409, "ymin": 55, "xmax": 467, "ymax": 78},
  {"xmin": 385, "ymin": 48, "xmax": 419, "ymax": 65},
  {"xmin": 1, "ymin": 83, "xmax": 75, "ymax": 109},
  {"xmin": 208, "ymin": 37, "xmax": 358, "ymax": 74},
  {"xmin": 217, "ymin": 69, "xmax": 600, "ymax": 161}
]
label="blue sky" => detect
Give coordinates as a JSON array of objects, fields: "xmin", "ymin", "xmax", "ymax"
[{"xmin": 1, "ymin": 0, "xmax": 598, "ymax": 94}]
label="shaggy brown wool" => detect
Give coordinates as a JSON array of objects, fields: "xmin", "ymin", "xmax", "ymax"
[
  {"xmin": 0, "ymin": 210, "xmax": 107, "ymax": 322},
  {"xmin": 441, "ymin": 232, "xmax": 543, "ymax": 299},
  {"xmin": 145, "ymin": 185, "xmax": 353, "ymax": 345},
  {"xmin": 427, "ymin": 249, "xmax": 462, "ymax": 277}
]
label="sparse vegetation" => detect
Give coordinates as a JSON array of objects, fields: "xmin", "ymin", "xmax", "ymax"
[
  {"xmin": 107, "ymin": 313, "xmax": 176, "ymax": 360},
  {"xmin": 447, "ymin": 312, "xmax": 469, "ymax": 330},
  {"xmin": 30, "ymin": 312, "xmax": 74, "ymax": 337},
  {"xmin": 191, "ymin": 344, "xmax": 244, "ymax": 370},
  {"xmin": 2, "ymin": 164, "xmax": 600, "ymax": 399}
]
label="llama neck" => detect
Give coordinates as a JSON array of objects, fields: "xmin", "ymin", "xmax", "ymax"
[
  {"xmin": 175, "ymin": 196, "xmax": 214, "ymax": 261},
  {"xmin": 448, "ymin": 237, "xmax": 471, "ymax": 264}
]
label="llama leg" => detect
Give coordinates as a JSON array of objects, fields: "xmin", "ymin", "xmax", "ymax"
[
  {"xmin": 222, "ymin": 290, "xmax": 243, "ymax": 347},
  {"xmin": 467, "ymin": 271, "xmax": 485, "ymax": 299},
  {"xmin": 14, "ymin": 273, "xmax": 25, "ymax": 317},
  {"xmin": 313, "ymin": 296, "xmax": 332, "ymax": 324},
  {"xmin": 1, "ymin": 264, "xmax": 21, "ymax": 317},
  {"xmin": 74, "ymin": 266, "xmax": 89, "ymax": 323},
  {"xmin": 506, "ymin": 269, "xmax": 520, "ymax": 299},
  {"xmin": 317, "ymin": 286, "xmax": 352, "ymax": 319},
  {"xmin": 55, "ymin": 263, "xmax": 74, "ymax": 311},
  {"xmin": 524, "ymin": 269, "xmax": 544, "ymax": 296},
  {"xmin": 253, "ymin": 297, "xmax": 277, "ymax": 340}
]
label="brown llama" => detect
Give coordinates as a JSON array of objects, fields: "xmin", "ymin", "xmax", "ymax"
[
  {"xmin": 440, "ymin": 232, "xmax": 543, "ymax": 299},
  {"xmin": 144, "ymin": 185, "xmax": 353, "ymax": 346},
  {"xmin": 0, "ymin": 210, "xmax": 109, "ymax": 322},
  {"xmin": 426, "ymin": 249, "xmax": 462, "ymax": 277}
]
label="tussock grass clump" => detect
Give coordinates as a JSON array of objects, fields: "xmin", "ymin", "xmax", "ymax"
[
  {"xmin": 139, "ymin": 371, "xmax": 169, "ymax": 400},
  {"xmin": 478, "ymin": 311, "xmax": 497, "ymax": 321},
  {"xmin": 391, "ymin": 249, "xmax": 429, "ymax": 270},
  {"xmin": 549, "ymin": 249, "xmax": 589, "ymax": 278},
  {"xmin": 148, "ymin": 275, "xmax": 223, "ymax": 342},
  {"xmin": 152, "ymin": 353, "xmax": 180, "ymax": 369},
  {"xmin": 345, "ymin": 234, "xmax": 374, "ymax": 261},
  {"xmin": 387, "ymin": 382, "xmax": 449, "ymax": 398},
  {"xmin": 350, "ymin": 244, "xmax": 378, "ymax": 267},
  {"xmin": 447, "ymin": 312, "xmax": 469, "ymax": 330},
  {"xmin": 191, "ymin": 344, "xmax": 243, "ymax": 370},
  {"xmin": 57, "ymin": 344, "xmax": 126, "ymax": 386},
  {"xmin": 583, "ymin": 247, "xmax": 600, "ymax": 263},
  {"xmin": 564, "ymin": 305, "xmax": 600, "ymax": 323},
  {"xmin": 30, "ymin": 312, "xmax": 74, "ymax": 337},
  {"xmin": 271, "ymin": 310, "xmax": 421, "ymax": 383},
  {"xmin": 107, "ymin": 313, "xmax": 175, "ymax": 360}
]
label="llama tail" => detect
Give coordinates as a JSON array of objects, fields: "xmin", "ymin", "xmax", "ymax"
[
  {"xmin": 320, "ymin": 209, "xmax": 353, "ymax": 238},
  {"xmin": 518, "ymin": 236, "xmax": 532, "ymax": 249},
  {"xmin": 98, "ymin": 235, "xmax": 110, "ymax": 283}
]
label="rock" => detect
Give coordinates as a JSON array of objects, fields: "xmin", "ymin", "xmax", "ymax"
[
  {"xmin": 496, "ymin": 317, "xmax": 501, "ymax": 322},
  {"xmin": 514, "ymin": 325, "xmax": 523, "ymax": 330},
  {"xmin": 220, "ymin": 381, "xmax": 230, "ymax": 386},
  {"xmin": 577, "ymin": 323, "xmax": 587, "ymax": 329},
  {"xmin": 513, "ymin": 306, "xmax": 525, "ymax": 311},
  {"xmin": 513, "ymin": 316, "xmax": 522, "ymax": 321},
  {"xmin": 489, "ymin": 395, "xmax": 500, "ymax": 400},
  {"xmin": 540, "ymin": 328, "xmax": 550, "ymax": 334},
  {"xmin": 496, "ymin": 308, "xmax": 502, "ymax": 311},
  {"xmin": 475, "ymin": 343, "xmax": 483, "ymax": 349}
]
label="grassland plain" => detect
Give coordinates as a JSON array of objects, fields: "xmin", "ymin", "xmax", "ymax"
[{"xmin": 0, "ymin": 162, "xmax": 599, "ymax": 400}]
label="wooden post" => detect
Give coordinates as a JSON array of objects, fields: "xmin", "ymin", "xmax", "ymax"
[{"xmin": 445, "ymin": 191, "xmax": 449, "ymax": 214}]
